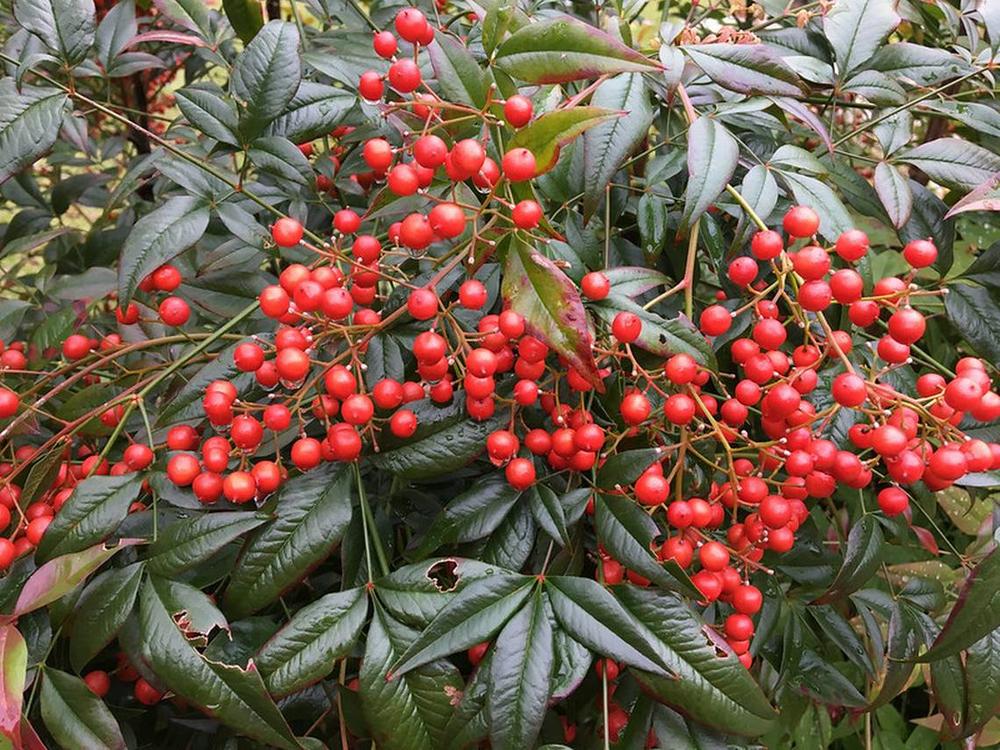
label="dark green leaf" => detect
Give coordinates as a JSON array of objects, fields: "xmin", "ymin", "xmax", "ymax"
[
  {"xmin": 919, "ymin": 547, "xmax": 1000, "ymax": 662},
  {"xmin": 814, "ymin": 514, "xmax": 883, "ymax": 603},
  {"xmin": 256, "ymin": 587, "xmax": 368, "ymax": 697},
  {"xmin": 94, "ymin": 0, "xmax": 134, "ymax": 68},
  {"xmin": 510, "ymin": 107, "xmax": 619, "ymax": 175},
  {"xmin": 36, "ymin": 474, "xmax": 143, "ymax": 562},
  {"xmin": 637, "ymin": 193, "xmax": 668, "ymax": 257},
  {"xmin": 155, "ymin": 339, "xmax": 256, "ymax": 427},
  {"xmin": 618, "ymin": 586, "xmax": 777, "ymax": 736},
  {"xmin": 40, "ymin": 669, "xmax": 124, "ymax": 750},
  {"xmin": 896, "ymin": 139, "xmax": 1000, "ymax": 191},
  {"xmin": 596, "ymin": 449, "xmax": 660, "ymax": 488},
  {"xmin": 683, "ymin": 117, "xmax": 738, "ymax": 226},
  {"xmin": 488, "ymin": 590, "xmax": 553, "ymax": 750},
  {"xmin": 443, "ymin": 651, "xmax": 491, "ymax": 750},
  {"xmin": 155, "ymin": 0, "xmax": 212, "ymax": 36},
  {"xmin": 808, "ymin": 604, "xmax": 875, "ymax": 677},
  {"xmin": 544, "ymin": 576, "xmax": 670, "ymax": 675},
  {"xmin": 360, "ymin": 606, "xmax": 463, "ymax": 750},
  {"xmin": 249, "ymin": 136, "xmax": 314, "ymax": 187},
  {"xmin": 118, "ymin": 195, "xmax": 210, "ymax": 304},
  {"xmin": 682, "ymin": 44, "xmax": 803, "ymax": 96},
  {"xmin": 494, "ymin": 16, "xmax": 660, "ymax": 84},
  {"xmin": 428, "ymin": 34, "xmax": 488, "ymax": 109},
  {"xmin": 175, "ymin": 84, "xmax": 241, "ymax": 146},
  {"xmin": 13, "ymin": 0, "xmax": 95, "ymax": 64},
  {"xmin": 390, "ymin": 575, "xmax": 535, "ymax": 677},
  {"xmin": 870, "ymin": 600, "xmax": 929, "ymax": 707},
  {"xmin": 223, "ymin": 0, "xmax": 264, "ymax": 43},
  {"xmin": 138, "ymin": 577, "xmax": 300, "ymax": 749},
  {"xmin": 502, "ymin": 236, "xmax": 603, "ymax": 389},
  {"xmin": 823, "ymin": 0, "xmax": 900, "ymax": 78},
  {"xmin": 595, "ymin": 495, "xmax": 696, "ymax": 596},
  {"xmin": 231, "ymin": 21, "xmax": 302, "ymax": 139},
  {"xmin": 147, "ymin": 511, "xmax": 265, "ymax": 576},
  {"xmin": 18, "ymin": 447, "xmax": 66, "ymax": 507},
  {"xmin": 944, "ymin": 282, "xmax": 1000, "ymax": 364},
  {"xmin": 224, "ymin": 465, "xmax": 352, "ymax": 618},
  {"xmin": 267, "ymin": 82, "xmax": 354, "ymax": 143},
  {"xmin": 0, "ymin": 81, "xmax": 67, "ymax": 185},
  {"xmin": 602, "ymin": 266, "xmax": 670, "ymax": 298},
  {"xmin": 480, "ymin": 501, "xmax": 536, "ymax": 571},
  {"xmin": 964, "ymin": 629, "xmax": 1000, "ymax": 736},
  {"xmin": 69, "ymin": 562, "xmax": 144, "ymax": 672},
  {"xmin": 412, "ymin": 477, "xmax": 521, "ymax": 558},
  {"xmin": 527, "ymin": 484, "xmax": 569, "ymax": 546}
]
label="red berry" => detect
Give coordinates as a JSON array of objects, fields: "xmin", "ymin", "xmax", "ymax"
[
  {"xmin": 407, "ymin": 288, "xmax": 438, "ymax": 320},
  {"xmin": 134, "ymin": 679, "xmax": 162, "ymax": 705},
  {"xmin": 359, "ymin": 70, "xmax": 384, "ymax": 101},
  {"xmin": 394, "ymin": 8, "xmax": 428, "ymax": 43},
  {"xmin": 700, "ymin": 305, "xmax": 731, "ymax": 336},
  {"xmin": 505, "ymin": 457, "xmax": 535, "ymax": 489},
  {"xmin": 877, "ymin": 486, "xmax": 909, "ymax": 516},
  {"xmin": 503, "ymin": 94, "xmax": 533, "ymax": 128},
  {"xmin": 581, "ymin": 271, "xmax": 610, "ymax": 300},
  {"xmin": 458, "ymin": 280, "xmax": 487, "ymax": 309},
  {"xmin": 373, "ymin": 30, "xmax": 398, "ymax": 58},
  {"xmin": 0, "ymin": 388, "xmax": 18, "ymax": 418},
  {"xmin": 159, "ymin": 296, "xmax": 190, "ymax": 326},
  {"xmin": 388, "ymin": 58, "xmax": 421, "ymax": 92},
  {"xmin": 751, "ymin": 230, "xmax": 783, "ymax": 260},
  {"xmin": 835, "ymin": 229, "xmax": 869, "ymax": 261},
  {"xmin": 512, "ymin": 200, "xmax": 541, "ymax": 229},
  {"xmin": 428, "ymin": 203, "xmax": 466, "ymax": 239},
  {"xmin": 501, "ymin": 148, "xmax": 536, "ymax": 182},
  {"xmin": 783, "ymin": 205, "xmax": 820, "ymax": 238},
  {"xmin": 611, "ymin": 312, "xmax": 641, "ymax": 343},
  {"xmin": 903, "ymin": 238, "xmax": 937, "ymax": 268},
  {"xmin": 272, "ymin": 217, "xmax": 303, "ymax": 247},
  {"xmin": 84, "ymin": 670, "xmax": 111, "ymax": 697},
  {"xmin": 414, "ymin": 135, "xmax": 448, "ymax": 168},
  {"xmin": 363, "ymin": 138, "xmax": 393, "ymax": 171},
  {"xmin": 450, "ymin": 139, "xmax": 486, "ymax": 179}
]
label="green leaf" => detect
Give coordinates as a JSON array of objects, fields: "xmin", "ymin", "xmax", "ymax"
[
  {"xmin": 637, "ymin": 193, "xmax": 668, "ymax": 258},
  {"xmin": 592, "ymin": 297, "xmax": 716, "ymax": 368},
  {"xmin": 823, "ymin": 0, "xmax": 900, "ymax": 78},
  {"xmin": 249, "ymin": 136, "xmax": 314, "ymax": 187},
  {"xmin": 509, "ymin": 107, "xmax": 619, "ymax": 176},
  {"xmin": 39, "ymin": 669, "xmax": 125, "ymax": 750},
  {"xmin": 896, "ymin": 139, "xmax": 1000, "ymax": 192},
  {"xmin": 842, "ymin": 70, "xmax": 905, "ymax": 105},
  {"xmin": 617, "ymin": 586, "xmax": 777, "ymax": 736},
  {"xmin": 146, "ymin": 575, "xmax": 228, "ymax": 645},
  {"xmin": 919, "ymin": 547, "xmax": 1000, "ymax": 662},
  {"xmin": 778, "ymin": 171, "xmax": 853, "ymax": 242},
  {"xmin": 267, "ymin": 82, "xmax": 354, "ymax": 143},
  {"xmin": 814, "ymin": 514, "xmax": 883, "ymax": 603},
  {"xmin": 375, "ymin": 559, "xmax": 511, "ymax": 628},
  {"xmin": 481, "ymin": 502, "xmax": 536, "ymax": 570},
  {"xmin": 155, "ymin": 339, "xmax": 256, "ymax": 427},
  {"xmin": 224, "ymin": 464, "xmax": 353, "ymax": 618},
  {"xmin": 544, "ymin": 576, "xmax": 670, "ymax": 675},
  {"xmin": 175, "ymin": 84, "xmax": 241, "ymax": 146},
  {"xmin": 13, "ymin": 0, "xmax": 96, "ymax": 64},
  {"xmin": 874, "ymin": 161, "xmax": 912, "ymax": 229},
  {"xmin": 15, "ymin": 541, "xmax": 136, "ymax": 616},
  {"xmin": 223, "ymin": 0, "xmax": 264, "ymax": 43},
  {"xmin": 0, "ymin": 81, "xmax": 67, "ymax": 185},
  {"xmin": 428, "ymin": 34, "xmax": 488, "ymax": 109},
  {"xmin": 231, "ymin": 20, "xmax": 302, "ymax": 139},
  {"xmin": 494, "ymin": 16, "xmax": 661, "ymax": 84},
  {"xmin": 808, "ymin": 604, "xmax": 876, "ymax": 677},
  {"xmin": 138, "ymin": 577, "xmax": 300, "ymax": 749},
  {"xmin": 0, "ymin": 624, "xmax": 26, "ymax": 746},
  {"xmin": 870, "ymin": 600, "xmax": 929, "ymax": 707},
  {"xmin": 412, "ymin": 478, "xmax": 522, "ymax": 559},
  {"xmin": 682, "ymin": 44, "xmax": 804, "ymax": 96},
  {"xmin": 18, "ymin": 447, "xmax": 66, "ymax": 507},
  {"xmin": 683, "ymin": 117, "xmax": 738, "ymax": 226},
  {"xmin": 488, "ymin": 590, "xmax": 553, "ymax": 750},
  {"xmin": 602, "ymin": 267, "xmax": 670, "ymax": 298},
  {"xmin": 370, "ymin": 395, "xmax": 505, "ymax": 479},
  {"xmin": 944, "ymin": 282, "xmax": 1000, "ymax": 364},
  {"xmin": 256, "ymin": 587, "xmax": 369, "ymax": 697},
  {"xmin": 155, "ymin": 0, "xmax": 212, "ymax": 36},
  {"xmin": 527, "ymin": 484, "xmax": 569, "ymax": 546},
  {"xmin": 443, "ymin": 650, "xmax": 491, "ymax": 750},
  {"xmin": 964, "ymin": 629, "xmax": 1000, "ymax": 736},
  {"xmin": 596, "ymin": 449, "xmax": 660, "ymax": 489},
  {"xmin": 582, "ymin": 73, "xmax": 653, "ymax": 219},
  {"xmin": 502, "ymin": 236, "xmax": 603, "ymax": 389},
  {"xmin": 69, "ymin": 562, "xmax": 144, "ymax": 672},
  {"xmin": 118, "ymin": 195, "xmax": 210, "ymax": 305},
  {"xmin": 146, "ymin": 511, "xmax": 265, "ymax": 576},
  {"xmin": 595, "ymin": 495, "xmax": 697, "ymax": 595},
  {"xmin": 390, "ymin": 575, "xmax": 535, "ymax": 677},
  {"xmin": 94, "ymin": 0, "xmax": 135, "ymax": 69},
  {"xmin": 36, "ymin": 474, "xmax": 143, "ymax": 563},
  {"xmin": 360, "ymin": 606, "xmax": 463, "ymax": 750},
  {"xmin": 868, "ymin": 43, "xmax": 973, "ymax": 87}
]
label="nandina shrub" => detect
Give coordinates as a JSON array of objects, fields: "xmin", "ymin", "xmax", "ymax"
[{"xmin": 1, "ymin": 0, "xmax": 1000, "ymax": 748}]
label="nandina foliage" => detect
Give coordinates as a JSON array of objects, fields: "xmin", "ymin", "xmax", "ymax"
[{"xmin": 1, "ymin": 1, "xmax": 1000, "ymax": 748}]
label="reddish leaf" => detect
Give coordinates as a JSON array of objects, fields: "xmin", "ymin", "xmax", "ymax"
[{"xmin": 0, "ymin": 623, "xmax": 26, "ymax": 749}]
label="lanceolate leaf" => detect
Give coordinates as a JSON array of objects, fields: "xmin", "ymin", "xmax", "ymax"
[
  {"xmin": 896, "ymin": 139, "xmax": 1000, "ymax": 192},
  {"xmin": 509, "ymin": 107, "xmax": 620, "ymax": 175},
  {"xmin": 683, "ymin": 117, "xmax": 738, "ymax": 226},
  {"xmin": 146, "ymin": 511, "xmax": 267, "ymax": 577},
  {"xmin": 595, "ymin": 495, "xmax": 697, "ymax": 596},
  {"xmin": 360, "ymin": 606, "xmax": 463, "ymax": 750},
  {"xmin": 223, "ymin": 0, "xmax": 264, "ymax": 43},
  {"xmin": 874, "ymin": 161, "xmax": 913, "ymax": 229},
  {"xmin": 118, "ymin": 195, "xmax": 211, "ymax": 305},
  {"xmin": 919, "ymin": 547, "xmax": 1000, "ymax": 662},
  {"xmin": 544, "ymin": 576, "xmax": 671, "ymax": 676},
  {"xmin": 868, "ymin": 43, "xmax": 973, "ymax": 87},
  {"xmin": 0, "ymin": 624, "xmax": 26, "ymax": 746},
  {"xmin": 428, "ymin": 34, "xmax": 488, "ymax": 109},
  {"xmin": 231, "ymin": 21, "xmax": 302, "ymax": 139},
  {"xmin": 371, "ymin": 394, "xmax": 505, "ymax": 479},
  {"xmin": 964, "ymin": 629, "xmax": 1000, "ymax": 736},
  {"xmin": 390, "ymin": 574, "xmax": 535, "ymax": 677},
  {"xmin": 945, "ymin": 282, "xmax": 1000, "ymax": 364},
  {"xmin": 527, "ymin": 484, "xmax": 569, "ymax": 546},
  {"xmin": 224, "ymin": 464, "xmax": 353, "ymax": 618},
  {"xmin": 39, "ymin": 669, "xmax": 126, "ymax": 750},
  {"xmin": 488, "ymin": 590, "xmax": 553, "ymax": 750},
  {"xmin": 823, "ymin": 0, "xmax": 900, "ymax": 78},
  {"xmin": 592, "ymin": 297, "xmax": 716, "ymax": 367},
  {"xmin": 69, "ymin": 562, "xmax": 145, "ymax": 672},
  {"xmin": 12, "ymin": 0, "xmax": 96, "ymax": 64},
  {"xmin": 602, "ymin": 266, "xmax": 671, "ymax": 298},
  {"xmin": 502, "ymin": 236, "xmax": 603, "ymax": 390},
  {"xmin": 267, "ymin": 82, "xmax": 354, "ymax": 143},
  {"xmin": 443, "ymin": 652, "xmax": 491, "ymax": 750},
  {"xmin": 870, "ymin": 600, "xmax": 930, "ymax": 708},
  {"xmin": 138, "ymin": 577, "xmax": 301, "ymax": 749},
  {"xmin": 0, "ymin": 81, "xmax": 68, "ymax": 185},
  {"xmin": 175, "ymin": 84, "xmax": 241, "ymax": 146},
  {"xmin": 617, "ymin": 586, "xmax": 777, "ymax": 736},
  {"xmin": 15, "ymin": 541, "xmax": 137, "ymax": 616},
  {"xmin": 582, "ymin": 74, "xmax": 653, "ymax": 219},
  {"xmin": 494, "ymin": 16, "xmax": 661, "ymax": 84},
  {"xmin": 682, "ymin": 44, "xmax": 804, "ymax": 96},
  {"xmin": 36, "ymin": 474, "xmax": 143, "ymax": 562},
  {"xmin": 413, "ymin": 478, "xmax": 522, "ymax": 558},
  {"xmin": 256, "ymin": 587, "xmax": 369, "ymax": 697},
  {"xmin": 814, "ymin": 514, "xmax": 884, "ymax": 603}
]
